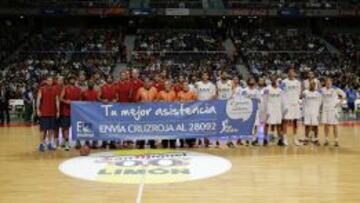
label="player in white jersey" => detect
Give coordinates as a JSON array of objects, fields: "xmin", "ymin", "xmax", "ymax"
[
  {"xmin": 195, "ymin": 72, "xmax": 216, "ymax": 147},
  {"xmin": 215, "ymin": 71, "xmax": 233, "ymax": 147},
  {"xmin": 320, "ymin": 77, "xmax": 346, "ymax": 147},
  {"xmin": 217, "ymin": 72, "xmax": 233, "ymax": 100},
  {"xmin": 195, "ymin": 72, "xmax": 216, "ymax": 101},
  {"xmin": 280, "ymin": 68, "xmax": 301, "ymax": 146},
  {"xmin": 302, "ymin": 81, "xmax": 322, "ymax": 146},
  {"xmin": 242, "ymin": 77, "xmax": 261, "ymax": 145},
  {"xmin": 303, "ymin": 71, "xmax": 321, "ymax": 91},
  {"xmin": 226, "ymin": 76, "xmax": 245, "ymax": 147},
  {"xmin": 263, "ymin": 76, "xmax": 284, "ymax": 146}
]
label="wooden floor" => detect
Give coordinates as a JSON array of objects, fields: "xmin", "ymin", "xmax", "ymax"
[{"xmin": 1, "ymin": 124, "xmax": 360, "ymax": 203}]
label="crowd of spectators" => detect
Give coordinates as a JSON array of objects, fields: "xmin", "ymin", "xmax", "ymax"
[
  {"xmin": 134, "ymin": 29, "xmax": 225, "ymax": 52},
  {"xmin": 0, "ymin": 25, "xmax": 30, "ymax": 63},
  {"xmin": 231, "ymin": 28, "xmax": 327, "ymax": 52},
  {"xmin": 1, "ymin": 28, "xmax": 125, "ymax": 99}
]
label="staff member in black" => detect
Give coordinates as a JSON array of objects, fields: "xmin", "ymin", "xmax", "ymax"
[{"xmin": 0, "ymin": 82, "xmax": 11, "ymax": 125}]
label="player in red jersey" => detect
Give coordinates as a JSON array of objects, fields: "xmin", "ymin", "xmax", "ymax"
[
  {"xmin": 98, "ymin": 75, "xmax": 118, "ymax": 103},
  {"xmin": 53, "ymin": 76, "xmax": 64, "ymax": 148},
  {"xmin": 60, "ymin": 76, "xmax": 82, "ymax": 151},
  {"xmin": 153, "ymin": 74, "xmax": 165, "ymax": 92},
  {"xmin": 116, "ymin": 70, "xmax": 132, "ymax": 103},
  {"xmin": 36, "ymin": 76, "xmax": 59, "ymax": 152},
  {"xmin": 98, "ymin": 75, "xmax": 118, "ymax": 149},
  {"xmin": 82, "ymin": 80, "xmax": 98, "ymax": 101},
  {"xmin": 173, "ymin": 75, "xmax": 185, "ymax": 93},
  {"xmin": 130, "ymin": 69, "xmax": 144, "ymax": 102}
]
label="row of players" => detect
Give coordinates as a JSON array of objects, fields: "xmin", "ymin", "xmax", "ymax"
[{"xmin": 36, "ymin": 68, "xmax": 345, "ymax": 151}]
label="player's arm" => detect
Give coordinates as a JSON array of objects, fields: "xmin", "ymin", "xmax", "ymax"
[
  {"xmin": 60, "ymin": 88, "xmax": 70, "ymax": 104},
  {"xmin": 36, "ymin": 89, "xmax": 42, "ymax": 117},
  {"xmin": 135, "ymin": 88, "xmax": 141, "ymax": 102},
  {"xmin": 211, "ymin": 84, "xmax": 217, "ymax": 100},
  {"xmin": 56, "ymin": 95, "xmax": 60, "ymax": 118}
]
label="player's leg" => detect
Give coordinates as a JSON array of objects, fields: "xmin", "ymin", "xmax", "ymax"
[
  {"xmin": 61, "ymin": 116, "xmax": 71, "ymax": 151},
  {"xmin": 38, "ymin": 120, "xmax": 47, "ymax": 152},
  {"xmin": 324, "ymin": 124, "xmax": 330, "ymax": 146},
  {"xmin": 263, "ymin": 124, "xmax": 269, "ymax": 146},
  {"xmin": 276, "ymin": 124, "xmax": 284, "ymax": 146},
  {"xmin": 304, "ymin": 125, "xmax": 310, "ymax": 145},
  {"xmin": 333, "ymin": 125, "xmax": 339, "ymax": 147},
  {"xmin": 312, "ymin": 126, "xmax": 320, "ymax": 146}
]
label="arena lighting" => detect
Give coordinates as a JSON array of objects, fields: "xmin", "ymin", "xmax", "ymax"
[{"xmin": 19, "ymin": 15, "xmax": 24, "ymax": 19}]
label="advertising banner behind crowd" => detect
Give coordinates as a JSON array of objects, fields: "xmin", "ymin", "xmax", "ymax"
[{"xmin": 71, "ymin": 99, "xmax": 257, "ymax": 140}]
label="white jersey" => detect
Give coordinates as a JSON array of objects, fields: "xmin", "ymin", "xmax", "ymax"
[
  {"xmin": 263, "ymin": 85, "xmax": 283, "ymax": 124},
  {"xmin": 303, "ymin": 90, "xmax": 322, "ymax": 115},
  {"xmin": 195, "ymin": 81, "xmax": 216, "ymax": 101},
  {"xmin": 281, "ymin": 78, "xmax": 301, "ymax": 105},
  {"xmin": 303, "ymin": 78, "xmax": 321, "ymax": 90},
  {"xmin": 216, "ymin": 80, "xmax": 233, "ymax": 100},
  {"xmin": 320, "ymin": 87, "xmax": 346, "ymax": 112},
  {"xmin": 232, "ymin": 85, "xmax": 245, "ymax": 99},
  {"xmin": 264, "ymin": 86, "xmax": 282, "ymax": 111},
  {"xmin": 242, "ymin": 87, "xmax": 261, "ymax": 100}
]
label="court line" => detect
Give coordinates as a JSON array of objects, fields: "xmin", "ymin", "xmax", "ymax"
[
  {"xmin": 135, "ymin": 155, "xmax": 149, "ymax": 203},
  {"xmin": 136, "ymin": 182, "xmax": 145, "ymax": 203}
]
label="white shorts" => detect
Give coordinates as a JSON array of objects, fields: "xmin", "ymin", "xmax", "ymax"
[
  {"xmin": 266, "ymin": 109, "xmax": 282, "ymax": 125},
  {"xmin": 321, "ymin": 110, "xmax": 339, "ymax": 125},
  {"xmin": 282, "ymin": 103, "xmax": 301, "ymax": 120},
  {"xmin": 304, "ymin": 113, "xmax": 320, "ymax": 126}
]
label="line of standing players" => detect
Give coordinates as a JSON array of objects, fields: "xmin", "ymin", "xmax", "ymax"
[{"xmin": 36, "ymin": 67, "xmax": 345, "ymax": 152}]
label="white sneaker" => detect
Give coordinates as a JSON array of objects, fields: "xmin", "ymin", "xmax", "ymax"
[
  {"xmin": 293, "ymin": 138, "xmax": 301, "ymax": 146},
  {"xmin": 283, "ymin": 138, "xmax": 289, "ymax": 146}
]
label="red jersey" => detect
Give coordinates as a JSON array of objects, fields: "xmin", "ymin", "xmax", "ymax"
[
  {"xmin": 39, "ymin": 85, "xmax": 57, "ymax": 117},
  {"xmin": 61, "ymin": 85, "xmax": 82, "ymax": 116},
  {"xmin": 116, "ymin": 80, "xmax": 132, "ymax": 102},
  {"xmin": 53, "ymin": 83, "xmax": 63, "ymax": 96},
  {"xmin": 100, "ymin": 83, "xmax": 117, "ymax": 101},
  {"xmin": 130, "ymin": 79, "xmax": 144, "ymax": 102},
  {"xmin": 82, "ymin": 89, "xmax": 98, "ymax": 101},
  {"xmin": 153, "ymin": 82, "xmax": 165, "ymax": 92},
  {"xmin": 173, "ymin": 83, "xmax": 183, "ymax": 93}
]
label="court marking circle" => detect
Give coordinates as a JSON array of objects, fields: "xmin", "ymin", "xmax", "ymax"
[{"xmin": 59, "ymin": 149, "xmax": 232, "ymax": 184}]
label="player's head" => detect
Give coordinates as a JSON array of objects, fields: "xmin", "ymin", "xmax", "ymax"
[
  {"xmin": 120, "ymin": 70, "xmax": 128, "ymax": 80},
  {"xmin": 68, "ymin": 75, "xmax": 76, "ymax": 85},
  {"xmin": 88, "ymin": 80, "xmax": 94, "ymax": 90},
  {"xmin": 144, "ymin": 77, "xmax": 152, "ymax": 89},
  {"xmin": 309, "ymin": 80, "xmax": 316, "ymax": 91},
  {"xmin": 106, "ymin": 75, "xmax": 113, "ymax": 84},
  {"xmin": 94, "ymin": 72, "xmax": 101, "ymax": 80},
  {"xmin": 132, "ymin": 69, "xmax": 139, "ymax": 79},
  {"xmin": 270, "ymin": 75, "xmax": 278, "ymax": 87},
  {"xmin": 220, "ymin": 71, "xmax": 227, "ymax": 80},
  {"xmin": 46, "ymin": 76, "xmax": 53, "ymax": 86},
  {"xmin": 79, "ymin": 74, "xmax": 86, "ymax": 82},
  {"xmin": 247, "ymin": 77, "xmax": 256, "ymax": 87},
  {"xmin": 164, "ymin": 80, "xmax": 172, "ymax": 92},
  {"xmin": 258, "ymin": 78, "xmax": 265, "ymax": 87},
  {"xmin": 232, "ymin": 76, "xmax": 239, "ymax": 85},
  {"xmin": 154, "ymin": 74, "xmax": 161, "ymax": 82},
  {"xmin": 325, "ymin": 77, "xmax": 332, "ymax": 88},
  {"xmin": 201, "ymin": 72, "xmax": 209, "ymax": 82},
  {"xmin": 56, "ymin": 76, "xmax": 64, "ymax": 85},
  {"xmin": 178, "ymin": 75, "xmax": 185, "ymax": 83},
  {"xmin": 308, "ymin": 71, "xmax": 315, "ymax": 79},
  {"xmin": 288, "ymin": 67, "xmax": 296, "ymax": 79},
  {"xmin": 182, "ymin": 81, "xmax": 190, "ymax": 92}
]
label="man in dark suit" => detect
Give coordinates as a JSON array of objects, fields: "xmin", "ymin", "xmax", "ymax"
[{"xmin": 0, "ymin": 82, "xmax": 11, "ymax": 124}]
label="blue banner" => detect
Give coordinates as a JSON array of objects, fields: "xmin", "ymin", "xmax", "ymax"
[{"xmin": 71, "ymin": 98, "xmax": 257, "ymax": 140}]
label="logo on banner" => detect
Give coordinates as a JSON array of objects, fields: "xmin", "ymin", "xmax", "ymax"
[
  {"xmin": 59, "ymin": 150, "xmax": 232, "ymax": 184},
  {"xmin": 76, "ymin": 121, "xmax": 94, "ymax": 137},
  {"xmin": 226, "ymin": 98, "xmax": 253, "ymax": 120}
]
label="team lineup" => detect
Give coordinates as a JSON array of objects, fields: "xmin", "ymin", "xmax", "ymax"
[{"xmin": 36, "ymin": 67, "xmax": 346, "ymax": 152}]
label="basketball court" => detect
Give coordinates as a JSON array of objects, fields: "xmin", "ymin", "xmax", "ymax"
[{"xmin": 1, "ymin": 123, "xmax": 360, "ymax": 203}]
